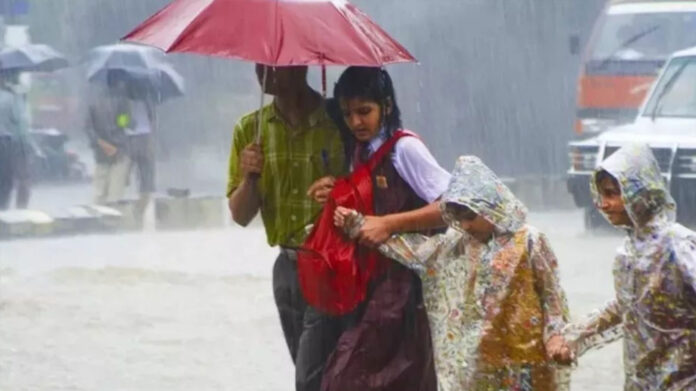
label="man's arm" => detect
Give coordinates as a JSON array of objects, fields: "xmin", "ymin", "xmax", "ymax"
[
  {"xmin": 227, "ymin": 135, "xmax": 264, "ymax": 226},
  {"xmin": 228, "ymin": 177, "xmax": 261, "ymax": 226},
  {"xmin": 85, "ymin": 106, "xmax": 121, "ymax": 157}
]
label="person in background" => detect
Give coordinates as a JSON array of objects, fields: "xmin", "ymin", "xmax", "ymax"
[
  {"xmin": 124, "ymin": 84, "xmax": 157, "ymax": 225},
  {"xmin": 0, "ymin": 69, "xmax": 32, "ymax": 210},
  {"xmin": 226, "ymin": 64, "xmax": 346, "ymax": 391},
  {"xmin": 0, "ymin": 131, "xmax": 11, "ymax": 208},
  {"xmin": 84, "ymin": 74, "xmax": 131, "ymax": 205}
]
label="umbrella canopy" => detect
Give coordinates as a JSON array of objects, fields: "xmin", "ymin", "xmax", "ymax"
[
  {"xmin": 0, "ymin": 44, "xmax": 69, "ymax": 72},
  {"xmin": 86, "ymin": 43, "xmax": 184, "ymax": 102},
  {"xmin": 123, "ymin": 0, "xmax": 416, "ymax": 66}
]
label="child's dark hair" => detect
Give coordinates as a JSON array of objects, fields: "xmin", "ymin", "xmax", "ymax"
[
  {"xmin": 333, "ymin": 66, "xmax": 403, "ymax": 137},
  {"xmin": 595, "ymin": 169, "xmax": 618, "ymax": 189}
]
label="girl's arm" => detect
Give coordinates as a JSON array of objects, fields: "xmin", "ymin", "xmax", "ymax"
[
  {"xmin": 340, "ymin": 208, "xmax": 457, "ymax": 273},
  {"xmin": 356, "ymin": 202, "xmax": 445, "ymax": 247}
]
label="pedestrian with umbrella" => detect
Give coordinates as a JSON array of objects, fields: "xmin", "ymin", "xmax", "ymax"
[
  {"xmin": 124, "ymin": 1, "xmax": 419, "ymax": 389},
  {"xmin": 83, "ymin": 72, "xmax": 134, "ymax": 206},
  {"xmin": 0, "ymin": 43, "xmax": 68, "ymax": 210},
  {"xmin": 84, "ymin": 43, "xmax": 184, "ymax": 221},
  {"xmin": 228, "ymin": 65, "xmax": 347, "ymax": 391}
]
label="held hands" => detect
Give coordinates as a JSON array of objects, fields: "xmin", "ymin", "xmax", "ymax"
[
  {"xmin": 333, "ymin": 206, "xmax": 393, "ymax": 248},
  {"xmin": 545, "ymin": 335, "xmax": 575, "ymax": 366},
  {"xmin": 307, "ymin": 176, "xmax": 336, "ymax": 204},
  {"xmin": 333, "ymin": 207, "xmax": 362, "ymax": 240},
  {"xmin": 240, "ymin": 143, "xmax": 264, "ymax": 178},
  {"xmin": 334, "ymin": 206, "xmax": 356, "ymax": 230}
]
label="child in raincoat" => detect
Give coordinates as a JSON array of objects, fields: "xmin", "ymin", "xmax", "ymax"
[
  {"xmin": 336, "ymin": 156, "xmax": 572, "ymax": 391},
  {"xmin": 564, "ymin": 144, "xmax": 696, "ymax": 390}
]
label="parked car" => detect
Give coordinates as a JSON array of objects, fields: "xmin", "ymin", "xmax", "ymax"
[
  {"xmin": 573, "ymin": 0, "xmax": 696, "ymax": 136},
  {"xmin": 568, "ymin": 45, "xmax": 696, "ymax": 229}
]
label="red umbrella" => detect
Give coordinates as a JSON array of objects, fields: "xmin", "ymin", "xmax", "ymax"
[
  {"xmin": 123, "ymin": 0, "xmax": 416, "ymax": 67},
  {"xmin": 123, "ymin": 0, "xmax": 416, "ymax": 141},
  {"xmin": 122, "ymin": 1, "xmax": 416, "ymax": 315}
]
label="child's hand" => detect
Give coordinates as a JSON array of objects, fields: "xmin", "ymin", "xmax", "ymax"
[
  {"xmin": 546, "ymin": 335, "xmax": 574, "ymax": 366},
  {"xmin": 357, "ymin": 215, "xmax": 394, "ymax": 248},
  {"xmin": 334, "ymin": 207, "xmax": 356, "ymax": 229}
]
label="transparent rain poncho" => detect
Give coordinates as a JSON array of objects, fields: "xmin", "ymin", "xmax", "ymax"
[
  {"xmin": 345, "ymin": 156, "xmax": 570, "ymax": 391},
  {"xmin": 564, "ymin": 144, "xmax": 696, "ymax": 390}
]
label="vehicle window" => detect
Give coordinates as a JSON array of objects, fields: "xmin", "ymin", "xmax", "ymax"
[
  {"xmin": 591, "ymin": 11, "xmax": 696, "ymax": 61},
  {"xmin": 643, "ymin": 57, "xmax": 696, "ymax": 118}
]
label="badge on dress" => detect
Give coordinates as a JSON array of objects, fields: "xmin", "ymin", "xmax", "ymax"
[{"xmin": 376, "ymin": 175, "xmax": 388, "ymax": 189}]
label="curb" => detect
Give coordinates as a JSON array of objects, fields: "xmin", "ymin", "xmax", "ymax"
[{"xmin": 0, "ymin": 195, "xmax": 227, "ymax": 240}]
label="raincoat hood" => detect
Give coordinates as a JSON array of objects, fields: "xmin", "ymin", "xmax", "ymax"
[
  {"xmin": 441, "ymin": 156, "xmax": 527, "ymax": 234},
  {"xmin": 591, "ymin": 143, "xmax": 676, "ymax": 229}
]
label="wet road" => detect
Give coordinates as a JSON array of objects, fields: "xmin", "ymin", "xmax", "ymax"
[{"xmin": 1, "ymin": 209, "xmax": 627, "ymax": 390}]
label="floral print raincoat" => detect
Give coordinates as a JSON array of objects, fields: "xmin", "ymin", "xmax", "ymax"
[
  {"xmin": 346, "ymin": 156, "xmax": 570, "ymax": 391},
  {"xmin": 564, "ymin": 144, "xmax": 696, "ymax": 390}
]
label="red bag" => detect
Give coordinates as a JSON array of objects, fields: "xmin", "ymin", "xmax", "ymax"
[{"xmin": 297, "ymin": 131, "xmax": 414, "ymax": 315}]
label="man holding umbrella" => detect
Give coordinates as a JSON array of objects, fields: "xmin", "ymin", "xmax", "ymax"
[
  {"xmin": 124, "ymin": 0, "xmax": 420, "ymax": 388},
  {"xmin": 227, "ymin": 64, "xmax": 346, "ymax": 390},
  {"xmin": 85, "ymin": 43, "xmax": 184, "ymax": 220},
  {"xmin": 0, "ymin": 68, "xmax": 31, "ymax": 209},
  {"xmin": 83, "ymin": 74, "xmax": 133, "ymax": 205},
  {"xmin": 0, "ymin": 43, "xmax": 69, "ymax": 208}
]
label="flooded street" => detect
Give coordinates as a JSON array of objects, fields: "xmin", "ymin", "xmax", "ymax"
[
  {"xmin": 0, "ymin": 226, "xmax": 292, "ymax": 391},
  {"xmin": 2, "ymin": 0, "xmax": 693, "ymax": 389},
  {"xmin": 1, "ymin": 209, "xmax": 626, "ymax": 390}
]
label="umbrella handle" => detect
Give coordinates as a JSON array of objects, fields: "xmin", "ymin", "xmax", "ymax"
[
  {"xmin": 255, "ymin": 65, "xmax": 269, "ymax": 144},
  {"xmin": 321, "ymin": 64, "xmax": 327, "ymax": 98}
]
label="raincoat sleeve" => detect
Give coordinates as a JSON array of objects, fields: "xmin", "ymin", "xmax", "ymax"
[
  {"xmin": 563, "ymin": 299, "xmax": 623, "ymax": 356},
  {"xmin": 343, "ymin": 211, "xmax": 458, "ymax": 274},
  {"xmin": 675, "ymin": 236, "xmax": 696, "ymax": 298},
  {"xmin": 529, "ymin": 231, "xmax": 570, "ymax": 343},
  {"xmin": 378, "ymin": 229, "xmax": 462, "ymax": 275},
  {"xmin": 379, "ymin": 234, "xmax": 437, "ymax": 273}
]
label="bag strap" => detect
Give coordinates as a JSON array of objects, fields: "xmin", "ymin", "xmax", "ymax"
[{"xmin": 364, "ymin": 130, "xmax": 418, "ymax": 172}]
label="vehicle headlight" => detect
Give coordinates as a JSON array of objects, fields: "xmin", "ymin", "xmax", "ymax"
[
  {"xmin": 569, "ymin": 146, "xmax": 598, "ymax": 172},
  {"xmin": 678, "ymin": 151, "xmax": 696, "ymax": 173}
]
